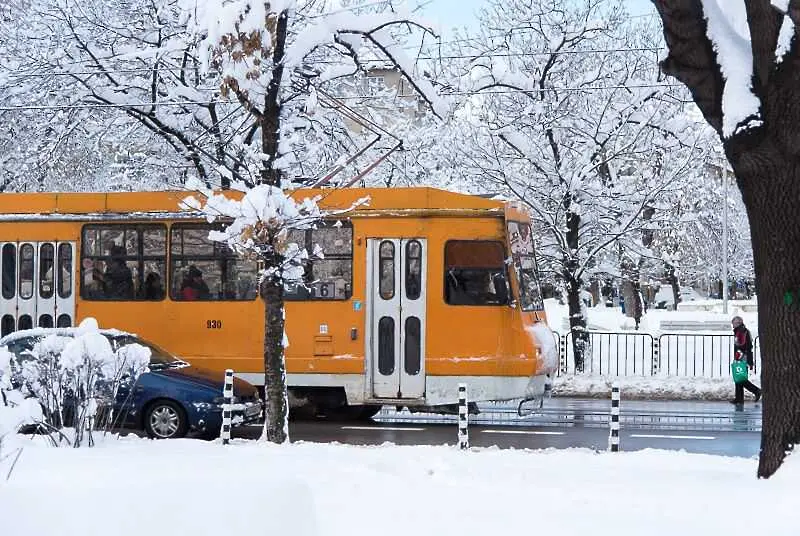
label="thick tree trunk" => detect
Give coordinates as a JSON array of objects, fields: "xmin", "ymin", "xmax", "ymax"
[
  {"xmin": 652, "ymin": 0, "xmax": 800, "ymax": 476},
  {"xmin": 260, "ymin": 274, "xmax": 289, "ymax": 444},
  {"xmin": 729, "ymin": 147, "xmax": 800, "ymax": 478}
]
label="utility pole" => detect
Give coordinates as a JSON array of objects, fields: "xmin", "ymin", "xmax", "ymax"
[{"xmin": 722, "ymin": 164, "xmax": 729, "ymax": 314}]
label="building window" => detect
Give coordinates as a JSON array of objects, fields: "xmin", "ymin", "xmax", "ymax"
[
  {"xmin": 170, "ymin": 224, "xmax": 257, "ymax": 301},
  {"xmin": 81, "ymin": 225, "xmax": 167, "ymax": 301},
  {"xmin": 363, "ymin": 75, "xmax": 385, "ymax": 95},
  {"xmin": 284, "ymin": 221, "xmax": 353, "ymax": 301},
  {"xmin": 444, "ymin": 240, "xmax": 510, "ymax": 306}
]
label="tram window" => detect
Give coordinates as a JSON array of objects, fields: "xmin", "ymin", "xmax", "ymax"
[
  {"xmin": 444, "ymin": 240, "xmax": 510, "ymax": 306},
  {"xmin": 19, "ymin": 244, "xmax": 34, "ymax": 300},
  {"xmin": 18, "ymin": 314, "xmax": 32, "ymax": 330},
  {"xmin": 1, "ymin": 315, "xmax": 14, "ymax": 337},
  {"xmin": 38, "ymin": 314, "xmax": 53, "ymax": 328},
  {"xmin": 57, "ymin": 243, "xmax": 72, "ymax": 299},
  {"xmin": 284, "ymin": 222, "xmax": 353, "ymax": 301},
  {"xmin": 2, "ymin": 243, "xmax": 15, "ymax": 300},
  {"xmin": 404, "ymin": 316, "xmax": 421, "ymax": 375},
  {"xmin": 405, "ymin": 240, "xmax": 422, "ymax": 300},
  {"xmin": 379, "ymin": 241, "xmax": 395, "ymax": 300},
  {"xmin": 170, "ymin": 224, "xmax": 257, "ymax": 301},
  {"xmin": 81, "ymin": 225, "xmax": 166, "ymax": 301},
  {"xmin": 39, "ymin": 243, "xmax": 55, "ymax": 299},
  {"xmin": 507, "ymin": 221, "xmax": 545, "ymax": 311},
  {"xmin": 378, "ymin": 316, "xmax": 395, "ymax": 376},
  {"xmin": 57, "ymin": 314, "xmax": 71, "ymax": 328}
]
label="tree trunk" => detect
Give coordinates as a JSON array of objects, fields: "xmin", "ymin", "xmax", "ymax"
[
  {"xmin": 563, "ymin": 204, "xmax": 587, "ymax": 372},
  {"xmin": 260, "ymin": 273, "xmax": 289, "ymax": 444},
  {"xmin": 257, "ymin": 9, "xmax": 290, "ymax": 444},
  {"xmin": 260, "ymin": 9, "xmax": 288, "ymax": 187},
  {"xmin": 665, "ymin": 263, "xmax": 679, "ymax": 310},
  {"xmin": 652, "ymin": 0, "xmax": 800, "ymax": 476},
  {"xmin": 565, "ymin": 273, "xmax": 588, "ymax": 373},
  {"xmin": 729, "ymin": 148, "xmax": 800, "ymax": 478}
]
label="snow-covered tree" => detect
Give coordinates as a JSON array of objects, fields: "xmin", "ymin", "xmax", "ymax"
[
  {"xmin": 652, "ymin": 0, "xmax": 800, "ymax": 478},
  {"xmin": 0, "ymin": 0, "xmax": 442, "ymax": 190},
  {"xmin": 432, "ymin": 0, "xmax": 710, "ymax": 369},
  {"xmin": 183, "ymin": 0, "xmax": 443, "ymax": 443}
]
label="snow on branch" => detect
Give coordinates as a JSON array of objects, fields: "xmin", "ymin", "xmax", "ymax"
[
  {"xmin": 699, "ymin": 0, "xmax": 763, "ymax": 137},
  {"xmin": 285, "ymin": 9, "xmax": 448, "ymax": 118},
  {"xmin": 181, "ymin": 177, "xmax": 368, "ymax": 281}
]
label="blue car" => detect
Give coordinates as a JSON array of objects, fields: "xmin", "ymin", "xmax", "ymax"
[{"xmin": 0, "ymin": 328, "xmax": 263, "ymax": 439}]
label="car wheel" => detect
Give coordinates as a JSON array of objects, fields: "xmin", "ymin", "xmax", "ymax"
[{"xmin": 144, "ymin": 400, "xmax": 188, "ymax": 439}]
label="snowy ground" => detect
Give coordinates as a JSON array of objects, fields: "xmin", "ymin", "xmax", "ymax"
[
  {"xmin": 0, "ymin": 435, "xmax": 797, "ymax": 536},
  {"xmin": 546, "ymin": 297, "xmax": 760, "ymax": 400}
]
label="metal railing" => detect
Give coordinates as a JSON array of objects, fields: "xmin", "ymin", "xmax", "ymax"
[
  {"xmin": 555, "ymin": 330, "xmax": 762, "ymax": 378},
  {"xmin": 376, "ymin": 401, "xmax": 762, "ymax": 432}
]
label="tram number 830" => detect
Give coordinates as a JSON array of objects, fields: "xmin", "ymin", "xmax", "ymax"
[{"xmin": 206, "ymin": 319, "xmax": 223, "ymax": 329}]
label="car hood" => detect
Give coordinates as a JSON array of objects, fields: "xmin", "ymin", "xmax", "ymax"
[{"xmin": 151, "ymin": 365, "xmax": 256, "ymax": 396}]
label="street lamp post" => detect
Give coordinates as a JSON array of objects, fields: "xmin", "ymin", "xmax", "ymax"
[{"xmin": 722, "ymin": 165, "xmax": 729, "ymax": 314}]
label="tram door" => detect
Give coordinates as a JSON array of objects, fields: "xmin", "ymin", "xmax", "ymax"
[
  {"xmin": 367, "ymin": 239, "xmax": 427, "ymax": 399},
  {"xmin": 0, "ymin": 242, "xmax": 76, "ymax": 337}
]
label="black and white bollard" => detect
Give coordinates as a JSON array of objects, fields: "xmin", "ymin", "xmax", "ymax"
[
  {"xmin": 221, "ymin": 369, "xmax": 234, "ymax": 445},
  {"xmin": 458, "ymin": 383, "xmax": 469, "ymax": 450},
  {"xmin": 608, "ymin": 383, "xmax": 620, "ymax": 452}
]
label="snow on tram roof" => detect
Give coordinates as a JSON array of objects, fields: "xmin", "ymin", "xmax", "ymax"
[{"xmin": 0, "ymin": 187, "xmax": 508, "ymax": 217}]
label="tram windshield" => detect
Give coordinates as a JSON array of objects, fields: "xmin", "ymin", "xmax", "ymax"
[{"xmin": 506, "ymin": 220, "xmax": 544, "ymax": 311}]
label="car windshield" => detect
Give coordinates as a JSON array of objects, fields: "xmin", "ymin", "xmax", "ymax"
[{"xmin": 108, "ymin": 335, "xmax": 189, "ymax": 370}]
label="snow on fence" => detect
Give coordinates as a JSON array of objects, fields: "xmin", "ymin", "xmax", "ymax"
[{"xmin": 554, "ymin": 331, "xmax": 762, "ymax": 379}]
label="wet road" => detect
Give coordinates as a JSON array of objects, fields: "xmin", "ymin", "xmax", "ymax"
[{"xmin": 234, "ymin": 397, "xmax": 763, "ymax": 458}]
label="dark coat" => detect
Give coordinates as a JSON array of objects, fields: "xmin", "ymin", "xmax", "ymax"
[{"xmin": 733, "ymin": 324, "xmax": 754, "ymax": 368}]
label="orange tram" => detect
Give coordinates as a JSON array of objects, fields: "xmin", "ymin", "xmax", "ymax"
[{"xmin": 0, "ymin": 187, "xmax": 554, "ymax": 418}]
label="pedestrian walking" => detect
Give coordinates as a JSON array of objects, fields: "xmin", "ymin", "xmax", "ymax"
[{"xmin": 730, "ymin": 316, "xmax": 761, "ymax": 405}]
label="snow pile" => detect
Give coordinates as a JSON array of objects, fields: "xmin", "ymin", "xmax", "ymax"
[
  {"xmin": 0, "ymin": 438, "xmax": 798, "ymax": 535},
  {"xmin": 552, "ymin": 374, "xmax": 749, "ymax": 400}
]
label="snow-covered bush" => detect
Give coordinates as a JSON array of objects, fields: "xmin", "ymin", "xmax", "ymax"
[{"xmin": 0, "ymin": 318, "xmax": 151, "ymax": 447}]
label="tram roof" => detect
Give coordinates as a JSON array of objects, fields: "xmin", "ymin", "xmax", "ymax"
[{"xmin": 0, "ymin": 187, "xmax": 514, "ymax": 218}]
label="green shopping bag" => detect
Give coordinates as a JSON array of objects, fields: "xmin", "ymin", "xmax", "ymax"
[{"xmin": 731, "ymin": 360, "xmax": 749, "ymax": 384}]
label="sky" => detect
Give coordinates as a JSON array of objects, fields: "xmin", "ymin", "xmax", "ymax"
[{"xmin": 420, "ymin": 0, "xmax": 657, "ymax": 36}]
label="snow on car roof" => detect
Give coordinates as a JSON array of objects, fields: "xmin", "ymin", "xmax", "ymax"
[{"xmin": 0, "ymin": 327, "xmax": 134, "ymax": 346}]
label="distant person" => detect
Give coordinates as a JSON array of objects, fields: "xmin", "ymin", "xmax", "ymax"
[
  {"xmin": 143, "ymin": 272, "xmax": 164, "ymax": 300},
  {"xmin": 730, "ymin": 316, "xmax": 761, "ymax": 405},
  {"xmin": 180, "ymin": 265, "xmax": 210, "ymax": 301},
  {"xmin": 103, "ymin": 246, "xmax": 134, "ymax": 299}
]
